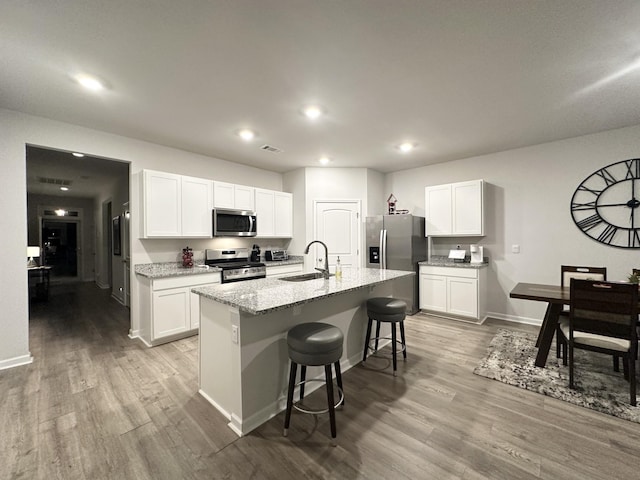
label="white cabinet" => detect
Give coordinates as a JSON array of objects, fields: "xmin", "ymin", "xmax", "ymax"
[
  {"xmin": 274, "ymin": 192, "xmax": 293, "ymax": 237},
  {"xmin": 419, "ymin": 265, "xmax": 486, "ymax": 320},
  {"xmin": 213, "ymin": 181, "xmax": 255, "ymax": 210},
  {"xmin": 139, "ymin": 272, "xmax": 220, "ymax": 345},
  {"xmin": 141, "ymin": 170, "xmax": 212, "ymax": 238},
  {"xmin": 265, "ymin": 263, "xmax": 303, "ymax": 278},
  {"xmin": 425, "ymin": 179, "xmax": 484, "ymax": 236},
  {"xmin": 255, "ymin": 188, "xmax": 293, "ymax": 238}
]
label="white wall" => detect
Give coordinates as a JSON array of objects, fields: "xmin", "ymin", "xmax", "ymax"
[
  {"xmin": 386, "ymin": 124, "xmax": 640, "ymax": 324},
  {"xmin": 0, "ymin": 108, "xmax": 284, "ymax": 369}
]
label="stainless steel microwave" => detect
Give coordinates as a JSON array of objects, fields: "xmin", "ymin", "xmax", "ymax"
[{"xmin": 212, "ymin": 208, "xmax": 257, "ymax": 237}]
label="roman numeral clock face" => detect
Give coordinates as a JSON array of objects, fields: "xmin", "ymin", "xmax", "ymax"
[{"xmin": 571, "ymin": 158, "xmax": 640, "ymax": 248}]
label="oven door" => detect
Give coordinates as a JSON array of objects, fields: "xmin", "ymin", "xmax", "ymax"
[{"xmin": 213, "ymin": 208, "xmax": 257, "ymax": 237}]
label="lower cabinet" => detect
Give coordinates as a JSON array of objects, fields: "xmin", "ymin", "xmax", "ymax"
[
  {"xmin": 419, "ymin": 265, "xmax": 486, "ymax": 320},
  {"xmin": 265, "ymin": 263, "xmax": 304, "ymax": 278},
  {"xmin": 139, "ymin": 272, "xmax": 220, "ymax": 345}
]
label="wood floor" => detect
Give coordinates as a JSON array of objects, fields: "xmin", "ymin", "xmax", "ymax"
[{"xmin": 2, "ymin": 282, "xmax": 640, "ymax": 479}]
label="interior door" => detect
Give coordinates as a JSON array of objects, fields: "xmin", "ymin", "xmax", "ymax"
[{"xmin": 314, "ymin": 201, "xmax": 360, "ymax": 271}]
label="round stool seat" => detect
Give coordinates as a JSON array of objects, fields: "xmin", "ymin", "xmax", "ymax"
[
  {"xmin": 366, "ymin": 297, "xmax": 407, "ymax": 322},
  {"xmin": 287, "ymin": 322, "xmax": 344, "ymax": 366}
]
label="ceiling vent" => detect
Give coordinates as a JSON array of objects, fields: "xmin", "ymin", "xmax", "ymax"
[
  {"xmin": 260, "ymin": 144, "xmax": 283, "ymax": 154},
  {"xmin": 37, "ymin": 176, "xmax": 72, "ymax": 186}
]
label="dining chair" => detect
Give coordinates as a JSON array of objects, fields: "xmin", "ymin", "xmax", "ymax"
[
  {"xmin": 558, "ymin": 279, "xmax": 638, "ymax": 406},
  {"xmin": 556, "ymin": 265, "xmax": 607, "ymax": 360}
]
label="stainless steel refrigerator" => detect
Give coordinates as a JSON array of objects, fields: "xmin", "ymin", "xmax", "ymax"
[{"xmin": 366, "ymin": 215, "xmax": 427, "ymax": 314}]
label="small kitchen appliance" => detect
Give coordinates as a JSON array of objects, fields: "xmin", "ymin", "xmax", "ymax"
[
  {"xmin": 265, "ymin": 249, "xmax": 288, "ymax": 261},
  {"xmin": 470, "ymin": 244, "xmax": 484, "ymax": 264},
  {"xmin": 205, "ymin": 248, "xmax": 266, "ymax": 283},
  {"xmin": 250, "ymin": 244, "xmax": 261, "ymax": 262}
]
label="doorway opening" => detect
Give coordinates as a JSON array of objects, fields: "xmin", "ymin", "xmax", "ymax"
[{"xmin": 41, "ymin": 218, "xmax": 79, "ymax": 282}]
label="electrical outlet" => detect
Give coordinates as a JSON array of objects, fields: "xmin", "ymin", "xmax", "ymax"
[{"xmin": 231, "ymin": 325, "xmax": 239, "ymax": 344}]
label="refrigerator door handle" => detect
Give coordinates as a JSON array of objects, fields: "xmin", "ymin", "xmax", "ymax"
[{"xmin": 381, "ymin": 229, "xmax": 387, "ymax": 269}]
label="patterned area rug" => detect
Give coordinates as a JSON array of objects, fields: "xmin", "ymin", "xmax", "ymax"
[{"xmin": 473, "ymin": 328, "xmax": 640, "ymax": 423}]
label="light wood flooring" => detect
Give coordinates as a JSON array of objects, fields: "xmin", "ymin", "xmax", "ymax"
[{"xmin": 2, "ymin": 282, "xmax": 640, "ymax": 479}]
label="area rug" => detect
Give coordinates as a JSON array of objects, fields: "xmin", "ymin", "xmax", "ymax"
[{"xmin": 473, "ymin": 328, "xmax": 640, "ymax": 423}]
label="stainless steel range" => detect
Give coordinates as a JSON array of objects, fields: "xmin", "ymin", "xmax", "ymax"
[{"xmin": 205, "ymin": 248, "xmax": 266, "ymax": 283}]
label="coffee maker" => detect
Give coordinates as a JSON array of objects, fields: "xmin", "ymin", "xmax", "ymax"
[
  {"xmin": 250, "ymin": 244, "xmax": 261, "ymax": 262},
  {"xmin": 470, "ymin": 244, "xmax": 484, "ymax": 264}
]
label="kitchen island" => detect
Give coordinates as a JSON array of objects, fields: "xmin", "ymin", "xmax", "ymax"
[{"xmin": 192, "ymin": 267, "xmax": 414, "ymax": 436}]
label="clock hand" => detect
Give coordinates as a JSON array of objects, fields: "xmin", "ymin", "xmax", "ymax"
[{"xmin": 597, "ymin": 202, "xmax": 633, "ymax": 207}]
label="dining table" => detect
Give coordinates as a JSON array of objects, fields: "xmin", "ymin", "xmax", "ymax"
[{"xmin": 509, "ymin": 282, "xmax": 570, "ymax": 368}]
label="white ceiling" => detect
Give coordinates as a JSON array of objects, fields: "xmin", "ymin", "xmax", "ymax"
[
  {"xmin": 26, "ymin": 146, "xmax": 129, "ymax": 199},
  {"xmin": 4, "ymin": 1, "xmax": 640, "ymax": 175}
]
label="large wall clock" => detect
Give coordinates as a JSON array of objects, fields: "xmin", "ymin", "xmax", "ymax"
[{"xmin": 571, "ymin": 158, "xmax": 640, "ymax": 249}]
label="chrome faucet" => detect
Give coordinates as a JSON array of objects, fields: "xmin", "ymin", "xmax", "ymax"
[{"xmin": 304, "ymin": 240, "xmax": 330, "ymax": 279}]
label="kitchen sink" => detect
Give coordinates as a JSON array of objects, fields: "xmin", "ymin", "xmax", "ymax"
[{"xmin": 279, "ymin": 272, "xmax": 332, "ymax": 282}]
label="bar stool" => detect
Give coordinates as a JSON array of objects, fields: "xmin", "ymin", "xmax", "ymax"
[
  {"xmin": 283, "ymin": 322, "xmax": 344, "ymax": 443},
  {"xmin": 362, "ymin": 297, "xmax": 407, "ymax": 375}
]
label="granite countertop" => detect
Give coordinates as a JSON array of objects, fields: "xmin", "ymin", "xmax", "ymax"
[
  {"xmin": 420, "ymin": 255, "xmax": 489, "ymax": 269},
  {"xmin": 135, "ymin": 256, "xmax": 304, "ymax": 279},
  {"xmin": 192, "ymin": 267, "xmax": 414, "ymax": 315},
  {"xmin": 135, "ymin": 262, "xmax": 221, "ymax": 279}
]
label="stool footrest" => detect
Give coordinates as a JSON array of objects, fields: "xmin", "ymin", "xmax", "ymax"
[{"xmin": 293, "ymin": 379, "xmax": 344, "ymax": 414}]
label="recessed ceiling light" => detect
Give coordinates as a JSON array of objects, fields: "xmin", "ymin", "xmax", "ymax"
[
  {"xmin": 318, "ymin": 156, "xmax": 331, "ymax": 165},
  {"xmin": 60, "ymin": 186, "xmax": 69, "ymax": 191},
  {"xmin": 72, "ymin": 152, "xmax": 85, "ymax": 157},
  {"xmin": 398, "ymin": 142, "xmax": 415, "ymax": 153},
  {"xmin": 75, "ymin": 74, "xmax": 105, "ymax": 92},
  {"xmin": 238, "ymin": 129, "xmax": 256, "ymax": 141},
  {"xmin": 304, "ymin": 105, "xmax": 323, "ymax": 120}
]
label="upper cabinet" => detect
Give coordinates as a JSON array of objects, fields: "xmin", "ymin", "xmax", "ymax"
[
  {"xmin": 425, "ymin": 179, "xmax": 484, "ymax": 236},
  {"xmin": 141, "ymin": 170, "xmax": 213, "ymax": 238},
  {"xmin": 213, "ymin": 181, "xmax": 255, "ymax": 211},
  {"xmin": 254, "ymin": 188, "xmax": 293, "ymax": 237}
]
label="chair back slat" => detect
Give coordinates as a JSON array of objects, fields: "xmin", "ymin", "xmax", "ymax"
[
  {"xmin": 570, "ymin": 279, "xmax": 638, "ymax": 342},
  {"xmin": 561, "ymin": 265, "xmax": 607, "ymax": 288}
]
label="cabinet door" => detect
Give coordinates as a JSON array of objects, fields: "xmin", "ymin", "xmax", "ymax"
[
  {"xmin": 274, "ymin": 192, "xmax": 293, "ymax": 237},
  {"xmin": 181, "ymin": 176, "xmax": 213, "ymax": 237},
  {"xmin": 425, "ymin": 184, "xmax": 452, "ymax": 236},
  {"xmin": 143, "ymin": 170, "xmax": 181, "ymax": 237},
  {"xmin": 152, "ymin": 288, "xmax": 190, "ymax": 339},
  {"xmin": 254, "ymin": 189, "xmax": 275, "ymax": 237},
  {"xmin": 213, "ymin": 181, "xmax": 235, "ymax": 208},
  {"xmin": 234, "ymin": 185, "xmax": 255, "ymax": 210},
  {"xmin": 447, "ymin": 277, "xmax": 478, "ymax": 318},
  {"xmin": 419, "ymin": 274, "xmax": 447, "ymax": 311},
  {"xmin": 452, "ymin": 180, "xmax": 483, "ymax": 235}
]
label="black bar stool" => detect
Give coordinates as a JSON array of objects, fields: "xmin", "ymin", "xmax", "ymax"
[
  {"xmin": 283, "ymin": 322, "xmax": 344, "ymax": 444},
  {"xmin": 362, "ymin": 297, "xmax": 407, "ymax": 375}
]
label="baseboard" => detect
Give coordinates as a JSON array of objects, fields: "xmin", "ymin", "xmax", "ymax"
[
  {"xmin": 96, "ymin": 281, "xmax": 110, "ymax": 290},
  {"xmin": 0, "ymin": 353, "xmax": 33, "ymax": 371},
  {"xmin": 111, "ymin": 293, "xmax": 125, "ymax": 305},
  {"xmin": 485, "ymin": 311, "xmax": 542, "ymax": 326}
]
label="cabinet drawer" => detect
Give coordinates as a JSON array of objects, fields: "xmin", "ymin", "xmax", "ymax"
[
  {"xmin": 266, "ymin": 264, "xmax": 303, "ymax": 277},
  {"xmin": 419, "ymin": 266, "xmax": 478, "ymax": 279},
  {"xmin": 153, "ymin": 272, "xmax": 220, "ymax": 291}
]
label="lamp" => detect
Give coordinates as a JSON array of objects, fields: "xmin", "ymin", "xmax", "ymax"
[{"xmin": 27, "ymin": 246, "xmax": 40, "ymax": 268}]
